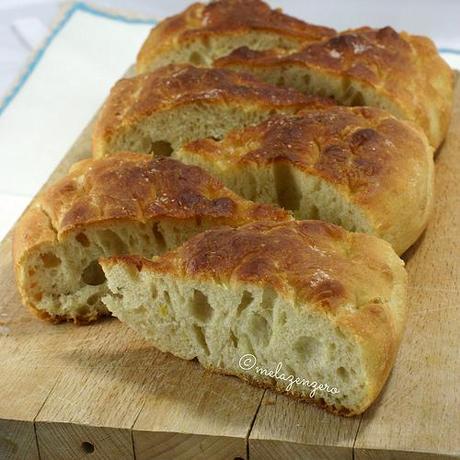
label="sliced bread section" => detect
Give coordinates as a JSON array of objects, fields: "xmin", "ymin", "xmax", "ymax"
[
  {"xmin": 215, "ymin": 27, "xmax": 453, "ymax": 149},
  {"xmin": 100, "ymin": 220, "xmax": 407, "ymax": 415},
  {"xmin": 13, "ymin": 154, "xmax": 289, "ymax": 323},
  {"xmin": 175, "ymin": 106, "xmax": 434, "ymax": 254},
  {"xmin": 92, "ymin": 64, "xmax": 332, "ymax": 158}
]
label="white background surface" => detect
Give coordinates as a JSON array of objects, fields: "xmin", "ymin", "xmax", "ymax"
[{"xmin": 0, "ymin": 0, "xmax": 459, "ymax": 240}]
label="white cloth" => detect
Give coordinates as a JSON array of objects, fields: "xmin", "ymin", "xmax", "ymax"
[
  {"xmin": 0, "ymin": 4, "xmax": 154, "ymax": 239},
  {"xmin": 0, "ymin": 1, "xmax": 458, "ymax": 240}
]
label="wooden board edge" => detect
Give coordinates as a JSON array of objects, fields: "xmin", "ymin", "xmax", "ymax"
[
  {"xmin": 35, "ymin": 421, "xmax": 134, "ymax": 459},
  {"xmin": 354, "ymin": 447, "xmax": 460, "ymax": 460},
  {"xmin": 249, "ymin": 438, "xmax": 354, "ymax": 460},
  {"xmin": 132, "ymin": 429, "xmax": 247, "ymax": 460},
  {"xmin": 0, "ymin": 419, "xmax": 39, "ymax": 460}
]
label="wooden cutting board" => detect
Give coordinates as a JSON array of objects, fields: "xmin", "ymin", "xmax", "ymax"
[{"xmin": 0, "ymin": 75, "xmax": 459, "ymax": 460}]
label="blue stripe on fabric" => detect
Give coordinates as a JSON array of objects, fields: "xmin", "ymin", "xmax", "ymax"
[{"xmin": 439, "ymin": 48, "xmax": 460, "ymax": 56}]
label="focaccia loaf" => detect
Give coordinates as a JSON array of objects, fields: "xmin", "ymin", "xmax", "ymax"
[
  {"xmin": 100, "ymin": 220, "xmax": 407, "ymax": 416},
  {"xmin": 13, "ymin": 154, "xmax": 289, "ymax": 323},
  {"xmin": 175, "ymin": 106, "xmax": 434, "ymax": 254},
  {"xmin": 136, "ymin": 0, "xmax": 453, "ymax": 148},
  {"xmin": 92, "ymin": 64, "xmax": 332, "ymax": 158}
]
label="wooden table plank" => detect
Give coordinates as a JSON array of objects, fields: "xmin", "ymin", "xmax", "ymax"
[
  {"xmin": 0, "ymin": 233, "xmax": 60, "ymax": 460},
  {"xmin": 352, "ymin": 77, "xmax": 460, "ymax": 459},
  {"xmin": 0, "ymin": 419, "xmax": 38, "ymax": 460},
  {"xmin": 249, "ymin": 393, "xmax": 360, "ymax": 459},
  {"xmin": 132, "ymin": 357, "xmax": 263, "ymax": 460},
  {"xmin": 33, "ymin": 323, "xmax": 152, "ymax": 459}
]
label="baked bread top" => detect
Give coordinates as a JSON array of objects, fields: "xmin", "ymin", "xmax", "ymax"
[
  {"xmin": 135, "ymin": 0, "xmax": 453, "ymax": 149},
  {"xmin": 14, "ymin": 154, "xmax": 289, "ymax": 259},
  {"xmin": 109, "ymin": 219, "xmax": 407, "ymax": 338},
  {"xmin": 96, "ymin": 64, "xmax": 328, "ymax": 125},
  {"xmin": 137, "ymin": 0, "xmax": 335, "ymax": 72},
  {"xmin": 216, "ymin": 26, "xmax": 453, "ymax": 148},
  {"xmin": 177, "ymin": 106, "xmax": 434, "ymax": 254},
  {"xmin": 92, "ymin": 64, "xmax": 332, "ymax": 157}
]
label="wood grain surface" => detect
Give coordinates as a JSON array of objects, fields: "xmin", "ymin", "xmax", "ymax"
[{"xmin": 0, "ymin": 78, "xmax": 459, "ymax": 460}]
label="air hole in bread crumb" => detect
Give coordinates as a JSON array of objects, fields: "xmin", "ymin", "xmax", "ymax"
[
  {"xmin": 310, "ymin": 205, "xmax": 319, "ymax": 220},
  {"xmin": 248, "ymin": 314, "xmax": 271, "ymax": 347},
  {"xmin": 75, "ymin": 232, "xmax": 90, "ymax": 247},
  {"xmin": 77, "ymin": 306, "xmax": 89, "ymax": 316},
  {"xmin": 274, "ymin": 162, "xmax": 301, "ymax": 212},
  {"xmin": 152, "ymin": 223, "xmax": 166, "ymax": 252},
  {"xmin": 277, "ymin": 310, "xmax": 287, "ymax": 327},
  {"xmin": 158, "ymin": 302, "xmax": 169, "ymax": 319},
  {"xmin": 41, "ymin": 252, "xmax": 61, "ymax": 268},
  {"xmin": 193, "ymin": 325, "xmax": 210, "ymax": 355},
  {"xmin": 190, "ymin": 290, "xmax": 213, "ymax": 322},
  {"xmin": 140, "ymin": 136, "xmax": 153, "ymax": 152},
  {"xmin": 98, "ymin": 230, "xmax": 126, "ymax": 254},
  {"xmin": 163, "ymin": 291, "xmax": 171, "ymax": 304},
  {"xmin": 350, "ymin": 90, "xmax": 365, "ymax": 106},
  {"xmin": 87, "ymin": 294, "xmax": 99, "ymax": 306},
  {"xmin": 237, "ymin": 291, "xmax": 253, "ymax": 316},
  {"xmin": 244, "ymin": 174, "xmax": 258, "ymax": 201},
  {"xmin": 337, "ymin": 367, "xmax": 349, "ymax": 381},
  {"xmin": 151, "ymin": 140, "xmax": 173, "ymax": 157},
  {"xmin": 230, "ymin": 330, "xmax": 238, "ymax": 348},
  {"xmin": 81, "ymin": 261, "xmax": 106, "ymax": 286},
  {"xmin": 294, "ymin": 336, "xmax": 320, "ymax": 360},
  {"xmin": 261, "ymin": 289, "xmax": 275, "ymax": 310},
  {"xmin": 240, "ymin": 334, "xmax": 255, "ymax": 356},
  {"xmin": 190, "ymin": 51, "xmax": 204, "ymax": 65}
]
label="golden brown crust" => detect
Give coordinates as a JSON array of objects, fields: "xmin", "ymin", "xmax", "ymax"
[
  {"xmin": 31, "ymin": 154, "xmax": 288, "ymax": 238},
  {"xmin": 102, "ymin": 220, "xmax": 407, "ymax": 414},
  {"xmin": 14, "ymin": 153, "xmax": 289, "ymax": 258},
  {"xmin": 13, "ymin": 154, "xmax": 290, "ymax": 322},
  {"xmin": 13, "ymin": 206, "xmax": 57, "ymax": 267},
  {"xmin": 137, "ymin": 0, "xmax": 335, "ymax": 73},
  {"xmin": 115, "ymin": 221, "xmax": 404, "ymax": 315},
  {"xmin": 92, "ymin": 64, "xmax": 333, "ymax": 157},
  {"xmin": 216, "ymin": 26, "xmax": 453, "ymax": 148},
  {"xmin": 180, "ymin": 106, "xmax": 434, "ymax": 254}
]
